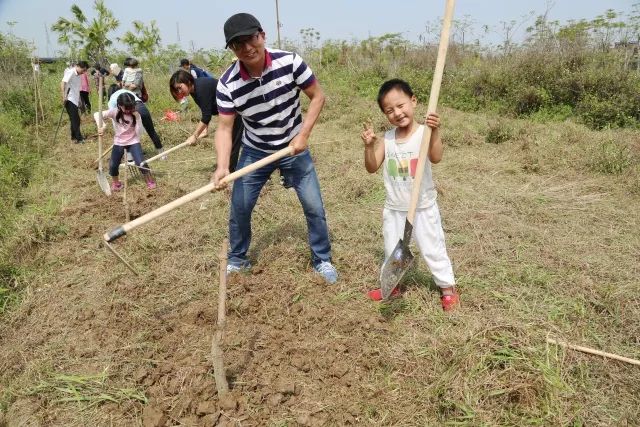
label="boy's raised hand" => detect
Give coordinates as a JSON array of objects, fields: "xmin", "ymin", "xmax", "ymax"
[
  {"xmin": 425, "ymin": 112, "xmax": 441, "ymax": 130},
  {"xmin": 361, "ymin": 120, "xmax": 378, "ymax": 146}
]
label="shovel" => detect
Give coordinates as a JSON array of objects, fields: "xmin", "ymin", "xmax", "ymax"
[
  {"xmin": 379, "ymin": 0, "xmax": 455, "ymax": 300},
  {"xmin": 96, "ymin": 75, "xmax": 111, "ymax": 196},
  {"xmin": 104, "ymin": 145, "xmax": 295, "ymax": 243}
]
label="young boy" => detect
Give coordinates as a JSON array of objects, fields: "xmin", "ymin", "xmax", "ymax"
[{"xmin": 361, "ymin": 79, "xmax": 458, "ymax": 311}]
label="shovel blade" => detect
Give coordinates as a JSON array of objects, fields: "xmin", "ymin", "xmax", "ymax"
[
  {"xmin": 379, "ymin": 239, "xmax": 414, "ymax": 300},
  {"xmin": 97, "ymin": 171, "xmax": 111, "ymax": 196}
]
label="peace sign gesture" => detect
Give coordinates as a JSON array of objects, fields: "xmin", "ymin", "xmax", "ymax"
[{"xmin": 361, "ymin": 119, "xmax": 377, "ymax": 146}]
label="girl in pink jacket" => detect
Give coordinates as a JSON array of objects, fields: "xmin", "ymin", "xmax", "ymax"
[{"xmin": 94, "ymin": 92, "xmax": 156, "ymax": 191}]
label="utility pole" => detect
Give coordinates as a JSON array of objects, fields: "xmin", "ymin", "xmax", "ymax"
[
  {"xmin": 6, "ymin": 21, "xmax": 17, "ymax": 36},
  {"xmin": 44, "ymin": 23, "xmax": 51, "ymax": 57},
  {"xmin": 176, "ymin": 22, "xmax": 181, "ymax": 45},
  {"xmin": 275, "ymin": 0, "xmax": 282, "ymax": 49}
]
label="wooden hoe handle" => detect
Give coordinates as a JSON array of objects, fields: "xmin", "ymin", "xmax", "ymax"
[
  {"xmin": 406, "ymin": 0, "xmax": 455, "ymax": 224},
  {"xmin": 104, "ymin": 145, "xmax": 295, "ymax": 242}
]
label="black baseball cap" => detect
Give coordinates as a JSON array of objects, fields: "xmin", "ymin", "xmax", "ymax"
[{"xmin": 224, "ymin": 13, "xmax": 262, "ymax": 48}]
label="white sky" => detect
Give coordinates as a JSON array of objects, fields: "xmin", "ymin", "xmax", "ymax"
[{"xmin": 0, "ymin": 0, "xmax": 635, "ymax": 56}]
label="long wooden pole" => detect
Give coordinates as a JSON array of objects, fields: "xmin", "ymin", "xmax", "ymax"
[
  {"xmin": 104, "ymin": 145, "xmax": 293, "ymax": 242},
  {"xmin": 211, "ymin": 238, "xmax": 229, "ymax": 395},
  {"xmin": 32, "ymin": 58, "xmax": 39, "ymax": 139},
  {"xmin": 407, "ymin": 0, "xmax": 455, "ymax": 224},
  {"xmin": 547, "ymin": 337, "xmax": 640, "ymax": 367},
  {"xmin": 123, "ymin": 149, "xmax": 130, "ymax": 222}
]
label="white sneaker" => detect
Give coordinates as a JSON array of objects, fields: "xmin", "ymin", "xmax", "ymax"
[
  {"xmin": 314, "ymin": 261, "xmax": 338, "ymax": 284},
  {"xmin": 157, "ymin": 147, "xmax": 167, "ymax": 161},
  {"xmin": 126, "ymin": 152, "xmax": 134, "ymax": 162},
  {"xmin": 226, "ymin": 262, "xmax": 252, "ymax": 275}
]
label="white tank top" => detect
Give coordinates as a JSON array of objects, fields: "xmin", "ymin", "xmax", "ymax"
[{"xmin": 383, "ymin": 125, "xmax": 437, "ymax": 210}]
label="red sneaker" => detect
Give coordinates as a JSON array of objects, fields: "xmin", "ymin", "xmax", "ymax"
[
  {"xmin": 163, "ymin": 110, "xmax": 179, "ymax": 121},
  {"xmin": 440, "ymin": 291, "xmax": 460, "ymax": 311},
  {"xmin": 367, "ymin": 287, "xmax": 401, "ymax": 301}
]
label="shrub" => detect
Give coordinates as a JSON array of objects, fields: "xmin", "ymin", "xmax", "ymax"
[
  {"xmin": 353, "ymin": 65, "xmax": 388, "ymax": 99},
  {"xmin": 485, "ymin": 121, "xmax": 514, "ymax": 144},
  {"xmin": 0, "ymin": 33, "xmax": 31, "ymax": 75},
  {"xmin": 0, "ymin": 88, "xmax": 36, "ymax": 126},
  {"xmin": 576, "ymin": 94, "xmax": 636, "ymax": 130},
  {"xmin": 588, "ymin": 138, "xmax": 632, "ymax": 174},
  {"xmin": 513, "ymin": 86, "xmax": 550, "ymax": 115},
  {"xmin": 529, "ymin": 104, "xmax": 574, "ymax": 123},
  {"xmin": 320, "ymin": 41, "xmax": 343, "ymax": 67},
  {"xmin": 0, "ymin": 32, "xmax": 45, "ymax": 314},
  {"xmin": 0, "ymin": 113, "xmax": 37, "ymax": 242}
]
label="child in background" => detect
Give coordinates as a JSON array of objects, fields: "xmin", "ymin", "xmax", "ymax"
[
  {"xmin": 94, "ymin": 92, "xmax": 156, "ymax": 191},
  {"xmin": 121, "ymin": 57, "xmax": 143, "ymax": 98},
  {"xmin": 361, "ymin": 78, "xmax": 458, "ymax": 311},
  {"xmin": 79, "ymin": 71, "xmax": 91, "ymax": 114}
]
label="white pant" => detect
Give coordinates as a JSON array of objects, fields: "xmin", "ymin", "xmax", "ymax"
[{"xmin": 383, "ymin": 204, "xmax": 455, "ymax": 288}]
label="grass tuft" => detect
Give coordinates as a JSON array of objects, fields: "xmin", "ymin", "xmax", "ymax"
[{"xmin": 24, "ymin": 370, "xmax": 147, "ymax": 408}]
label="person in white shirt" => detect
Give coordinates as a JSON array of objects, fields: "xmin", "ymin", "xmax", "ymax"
[
  {"xmin": 361, "ymin": 79, "xmax": 457, "ymax": 310},
  {"xmin": 60, "ymin": 61, "xmax": 89, "ymax": 143}
]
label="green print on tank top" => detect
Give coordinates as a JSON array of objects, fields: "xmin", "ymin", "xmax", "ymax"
[
  {"xmin": 388, "ymin": 158, "xmax": 399, "ymax": 177},
  {"xmin": 388, "ymin": 158, "xmax": 410, "ymax": 181}
]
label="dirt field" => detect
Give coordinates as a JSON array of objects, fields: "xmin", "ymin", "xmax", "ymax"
[{"xmin": 1, "ymin": 95, "xmax": 639, "ymax": 426}]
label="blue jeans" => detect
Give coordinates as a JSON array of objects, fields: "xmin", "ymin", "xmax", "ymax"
[
  {"xmin": 228, "ymin": 145, "xmax": 332, "ymax": 268},
  {"xmin": 109, "ymin": 143, "xmax": 150, "ymax": 176}
]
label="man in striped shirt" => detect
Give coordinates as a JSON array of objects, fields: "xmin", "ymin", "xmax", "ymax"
[{"xmin": 213, "ymin": 13, "xmax": 338, "ymax": 284}]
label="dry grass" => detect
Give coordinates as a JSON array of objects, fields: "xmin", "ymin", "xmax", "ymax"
[{"xmin": 0, "ymin": 73, "xmax": 639, "ymax": 426}]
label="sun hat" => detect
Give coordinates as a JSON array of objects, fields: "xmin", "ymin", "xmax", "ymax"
[{"xmin": 224, "ymin": 13, "xmax": 262, "ymax": 48}]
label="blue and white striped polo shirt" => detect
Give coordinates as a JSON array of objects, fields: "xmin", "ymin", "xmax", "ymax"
[{"xmin": 216, "ymin": 48, "xmax": 316, "ymax": 153}]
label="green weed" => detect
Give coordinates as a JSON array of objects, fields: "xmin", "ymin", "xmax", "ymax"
[
  {"xmin": 377, "ymin": 298, "xmax": 410, "ymax": 319},
  {"xmin": 333, "ymin": 289, "xmax": 360, "ymax": 302},
  {"xmin": 0, "ymin": 88, "xmax": 36, "ymax": 126},
  {"xmin": 588, "ymin": 139, "xmax": 632, "ymax": 174},
  {"xmin": 0, "ymin": 263, "xmax": 23, "ymax": 315},
  {"xmin": 25, "ymin": 370, "xmax": 147, "ymax": 408}
]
